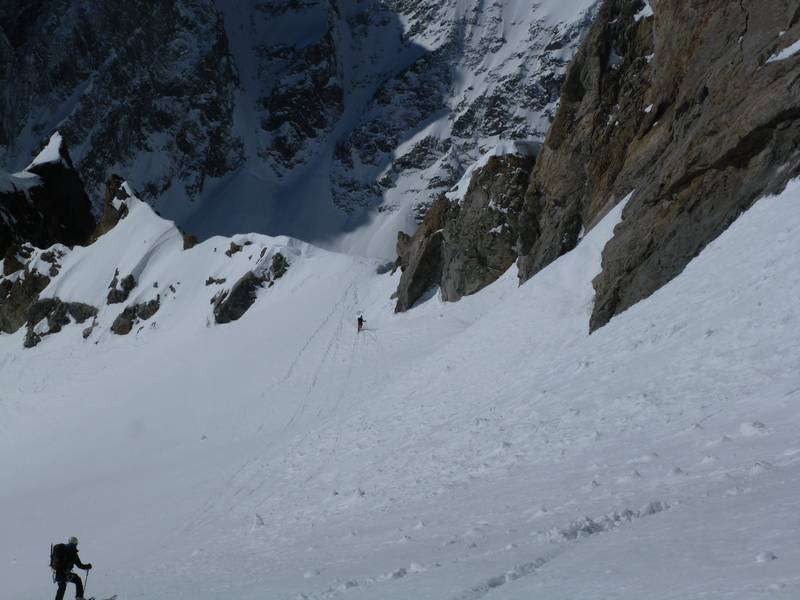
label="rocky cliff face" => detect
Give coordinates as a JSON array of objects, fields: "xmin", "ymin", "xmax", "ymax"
[
  {"xmin": 0, "ymin": 0, "xmax": 241, "ymax": 205},
  {"xmin": 516, "ymin": 0, "xmax": 800, "ymax": 330},
  {"xmin": 0, "ymin": 0, "xmax": 599, "ymax": 256},
  {"xmin": 0, "ymin": 133, "xmax": 95, "ymax": 259},
  {"xmin": 396, "ymin": 0, "xmax": 800, "ymax": 331},
  {"xmin": 394, "ymin": 144, "xmax": 537, "ymax": 310},
  {"xmin": 331, "ymin": 0, "xmax": 599, "ymax": 223}
]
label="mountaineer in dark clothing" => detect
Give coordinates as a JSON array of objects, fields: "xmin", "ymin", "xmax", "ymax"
[{"xmin": 50, "ymin": 536, "xmax": 92, "ymax": 600}]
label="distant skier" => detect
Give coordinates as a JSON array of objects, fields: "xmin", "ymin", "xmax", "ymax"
[
  {"xmin": 357, "ymin": 315, "xmax": 366, "ymax": 333},
  {"xmin": 50, "ymin": 537, "xmax": 92, "ymax": 600}
]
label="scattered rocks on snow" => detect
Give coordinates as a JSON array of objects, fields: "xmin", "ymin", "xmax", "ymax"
[{"xmin": 24, "ymin": 298, "xmax": 98, "ymax": 347}]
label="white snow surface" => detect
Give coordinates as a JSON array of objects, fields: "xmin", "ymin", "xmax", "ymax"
[
  {"xmin": 25, "ymin": 131, "xmax": 65, "ymax": 170},
  {"xmin": 634, "ymin": 1, "xmax": 654, "ymax": 22},
  {"xmin": 766, "ymin": 38, "xmax": 800, "ymax": 63},
  {"xmin": 2, "ymin": 179, "xmax": 800, "ymax": 599}
]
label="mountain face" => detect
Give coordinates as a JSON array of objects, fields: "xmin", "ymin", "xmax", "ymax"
[
  {"xmin": 3, "ymin": 0, "xmax": 798, "ymax": 331},
  {"xmin": 3, "ymin": 3, "xmax": 800, "ymax": 598},
  {"xmin": 395, "ymin": 0, "xmax": 800, "ymax": 328},
  {"xmin": 518, "ymin": 0, "xmax": 800, "ymax": 331},
  {"xmin": 0, "ymin": 0, "xmax": 242, "ymax": 206},
  {"xmin": 0, "ymin": 0, "xmax": 599, "ymax": 256},
  {"xmin": 0, "ymin": 167, "xmax": 297, "ymax": 344},
  {"xmin": 0, "ymin": 133, "xmax": 94, "ymax": 259}
]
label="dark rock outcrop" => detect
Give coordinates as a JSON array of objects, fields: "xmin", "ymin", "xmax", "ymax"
[
  {"xmin": 24, "ymin": 298, "xmax": 98, "ymax": 347},
  {"xmin": 213, "ymin": 272, "xmax": 265, "ymax": 325},
  {"xmin": 0, "ymin": 243, "xmax": 72, "ymax": 334},
  {"xmin": 110, "ymin": 297, "xmax": 160, "ymax": 335},
  {"xmin": 107, "ymin": 271, "xmax": 137, "ymax": 305},
  {"xmin": 271, "ymin": 252, "xmax": 288, "ymax": 280},
  {"xmin": 441, "ymin": 153, "xmax": 537, "ymax": 302},
  {"xmin": 183, "ymin": 234, "xmax": 198, "ymax": 250},
  {"xmin": 89, "ymin": 174, "xmax": 130, "ymax": 242},
  {"xmin": 0, "ymin": 266, "xmax": 50, "ymax": 334},
  {"xmin": 0, "ymin": 137, "xmax": 95, "ymax": 256},
  {"xmin": 394, "ymin": 150, "xmax": 537, "ymax": 309},
  {"xmin": 225, "ymin": 242, "xmax": 242, "ymax": 257},
  {"xmin": 394, "ymin": 197, "xmax": 452, "ymax": 312},
  {"xmin": 212, "ymin": 251, "xmax": 290, "ymax": 324},
  {"xmin": 514, "ymin": 0, "xmax": 800, "ymax": 330}
]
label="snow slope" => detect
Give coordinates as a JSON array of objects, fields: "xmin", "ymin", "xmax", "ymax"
[{"xmin": 2, "ymin": 179, "xmax": 800, "ymax": 599}]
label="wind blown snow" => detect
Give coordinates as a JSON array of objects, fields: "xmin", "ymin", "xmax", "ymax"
[{"xmin": 2, "ymin": 178, "xmax": 800, "ymax": 599}]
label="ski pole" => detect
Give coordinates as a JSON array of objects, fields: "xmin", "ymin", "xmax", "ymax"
[{"xmin": 84, "ymin": 567, "xmax": 90, "ymax": 598}]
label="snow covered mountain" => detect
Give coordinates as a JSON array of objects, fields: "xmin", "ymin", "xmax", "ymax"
[
  {"xmin": 0, "ymin": 0, "xmax": 599, "ymax": 257},
  {"xmin": 2, "ymin": 173, "xmax": 800, "ymax": 599},
  {"xmin": 2, "ymin": 1, "xmax": 800, "ymax": 599}
]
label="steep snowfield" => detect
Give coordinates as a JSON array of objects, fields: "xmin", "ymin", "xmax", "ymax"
[{"xmin": 2, "ymin": 179, "xmax": 800, "ymax": 599}]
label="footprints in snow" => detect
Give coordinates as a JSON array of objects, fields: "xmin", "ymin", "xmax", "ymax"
[
  {"xmin": 293, "ymin": 562, "xmax": 429, "ymax": 599},
  {"xmin": 296, "ymin": 501, "xmax": 670, "ymax": 600},
  {"xmin": 586, "ymin": 416, "xmax": 786, "ymax": 501},
  {"xmin": 450, "ymin": 502, "xmax": 670, "ymax": 600}
]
